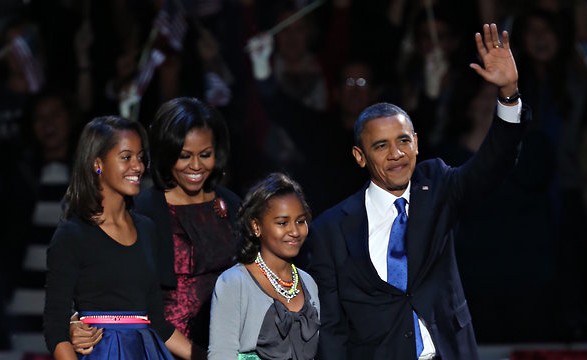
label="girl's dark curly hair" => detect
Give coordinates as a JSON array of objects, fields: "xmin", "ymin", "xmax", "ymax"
[{"xmin": 236, "ymin": 173, "xmax": 311, "ymax": 264}]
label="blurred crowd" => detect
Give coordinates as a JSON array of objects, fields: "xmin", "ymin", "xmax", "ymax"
[{"xmin": 1, "ymin": 0, "xmax": 587, "ymax": 357}]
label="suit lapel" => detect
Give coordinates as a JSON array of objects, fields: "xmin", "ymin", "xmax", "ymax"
[
  {"xmin": 341, "ymin": 188, "xmax": 403, "ymax": 294},
  {"xmin": 408, "ymin": 175, "xmax": 444, "ymax": 290},
  {"xmin": 340, "ymin": 190, "xmax": 369, "ymax": 259}
]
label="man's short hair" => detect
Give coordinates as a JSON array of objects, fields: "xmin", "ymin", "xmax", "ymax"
[{"xmin": 353, "ymin": 103, "xmax": 413, "ymax": 148}]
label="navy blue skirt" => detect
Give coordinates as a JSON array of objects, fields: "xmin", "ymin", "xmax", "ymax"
[{"xmin": 78, "ymin": 311, "xmax": 174, "ymax": 360}]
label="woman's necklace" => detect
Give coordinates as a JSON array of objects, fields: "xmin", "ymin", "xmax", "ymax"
[{"xmin": 255, "ymin": 252, "xmax": 300, "ymax": 303}]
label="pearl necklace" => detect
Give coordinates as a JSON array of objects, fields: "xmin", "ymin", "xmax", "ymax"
[{"xmin": 255, "ymin": 252, "xmax": 300, "ymax": 303}]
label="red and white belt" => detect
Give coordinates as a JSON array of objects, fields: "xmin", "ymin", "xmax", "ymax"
[{"xmin": 80, "ymin": 315, "xmax": 151, "ymax": 324}]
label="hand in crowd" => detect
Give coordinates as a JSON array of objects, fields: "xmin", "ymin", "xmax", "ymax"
[
  {"xmin": 246, "ymin": 33, "xmax": 274, "ymax": 80},
  {"xmin": 424, "ymin": 47, "xmax": 448, "ymax": 99}
]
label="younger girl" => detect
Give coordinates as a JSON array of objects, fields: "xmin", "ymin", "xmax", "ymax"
[{"xmin": 208, "ymin": 173, "xmax": 319, "ymax": 360}]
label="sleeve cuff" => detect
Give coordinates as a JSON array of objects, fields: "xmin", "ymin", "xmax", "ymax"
[{"xmin": 496, "ymin": 99, "xmax": 522, "ymax": 123}]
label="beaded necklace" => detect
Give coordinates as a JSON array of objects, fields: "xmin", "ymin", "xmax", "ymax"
[{"xmin": 255, "ymin": 252, "xmax": 300, "ymax": 303}]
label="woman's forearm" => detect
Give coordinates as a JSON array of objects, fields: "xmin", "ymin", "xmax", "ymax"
[
  {"xmin": 164, "ymin": 329, "xmax": 192, "ymax": 360},
  {"xmin": 53, "ymin": 341, "xmax": 78, "ymax": 360}
]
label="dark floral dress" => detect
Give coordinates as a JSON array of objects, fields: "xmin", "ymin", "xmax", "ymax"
[{"xmin": 163, "ymin": 197, "xmax": 237, "ymax": 355}]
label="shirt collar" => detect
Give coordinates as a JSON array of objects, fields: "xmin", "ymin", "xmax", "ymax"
[{"xmin": 367, "ymin": 181, "xmax": 411, "ymax": 214}]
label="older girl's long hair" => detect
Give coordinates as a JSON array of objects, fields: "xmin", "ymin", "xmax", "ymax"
[{"xmin": 64, "ymin": 116, "xmax": 147, "ymax": 224}]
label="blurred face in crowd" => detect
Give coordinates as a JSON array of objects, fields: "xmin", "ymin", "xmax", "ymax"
[
  {"xmin": 33, "ymin": 96, "xmax": 71, "ymax": 156},
  {"xmin": 523, "ymin": 16, "xmax": 559, "ymax": 63},
  {"xmin": 416, "ymin": 19, "xmax": 458, "ymax": 56},
  {"xmin": 353, "ymin": 115, "xmax": 418, "ymax": 196},
  {"xmin": 340, "ymin": 63, "xmax": 376, "ymax": 127}
]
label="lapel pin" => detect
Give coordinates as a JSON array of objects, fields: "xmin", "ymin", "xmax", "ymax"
[{"xmin": 422, "ymin": 185, "xmax": 429, "ymax": 190}]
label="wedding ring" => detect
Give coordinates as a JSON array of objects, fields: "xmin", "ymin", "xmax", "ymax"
[{"xmin": 493, "ymin": 41, "xmax": 502, "ymax": 48}]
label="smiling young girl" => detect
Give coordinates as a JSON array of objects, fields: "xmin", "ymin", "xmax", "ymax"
[
  {"xmin": 208, "ymin": 173, "xmax": 320, "ymax": 360},
  {"xmin": 43, "ymin": 116, "xmax": 192, "ymax": 359}
]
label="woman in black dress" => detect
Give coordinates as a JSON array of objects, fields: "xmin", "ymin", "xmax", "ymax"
[{"xmin": 136, "ymin": 97, "xmax": 241, "ymax": 357}]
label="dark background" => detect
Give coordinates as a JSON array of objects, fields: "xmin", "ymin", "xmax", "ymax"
[{"xmin": 1, "ymin": 0, "xmax": 586, "ymax": 356}]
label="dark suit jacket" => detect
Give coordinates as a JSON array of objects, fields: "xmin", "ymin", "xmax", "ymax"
[
  {"xmin": 133, "ymin": 185, "xmax": 241, "ymax": 288},
  {"xmin": 306, "ymin": 108, "xmax": 530, "ymax": 360}
]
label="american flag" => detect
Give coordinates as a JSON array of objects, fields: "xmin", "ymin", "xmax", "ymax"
[
  {"xmin": 135, "ymin": 49, "xmax": 166, "ymax": 96},
  {"xmin": 153, "ymin": 0, "xmax": 188, "ymax": 52},
  {"xmin": 10, "ymin": 36, "xmax": 44, "ymax": 93},
  {"xmin": 205, "ymin": 72, "xmax": 232, "ymax": 107}
]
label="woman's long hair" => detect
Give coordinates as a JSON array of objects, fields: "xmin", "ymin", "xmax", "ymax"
[{"xmin": 149, "ymin": 97, "xmax": 230, "ymax": 192}]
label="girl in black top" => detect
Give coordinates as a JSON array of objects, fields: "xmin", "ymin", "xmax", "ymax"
[{"xmin": 43, "ymin": 116, "xmax": 192, "ymax": 359}]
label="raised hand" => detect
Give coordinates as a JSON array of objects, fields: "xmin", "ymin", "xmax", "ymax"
[
  {"xmin": 245, "ymin": 33, "xmax": 274, "ymax": 80},
  {"xmin": 469, "ymin": 23, "xmax": 518, "ymax": 97}
]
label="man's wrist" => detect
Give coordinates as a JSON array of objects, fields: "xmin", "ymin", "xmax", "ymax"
[
  {"xmin": 497, "ymin": 89, "xmax": 520, "ymax": 105},
  {"xmin": 498, "ymin": 83, "xmax": 519, "ymax": 98}
]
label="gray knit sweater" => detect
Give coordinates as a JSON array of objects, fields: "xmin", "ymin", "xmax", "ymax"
[{"xmin": 208, "ymin": 263, "xmax": 320, "ymax": 359}]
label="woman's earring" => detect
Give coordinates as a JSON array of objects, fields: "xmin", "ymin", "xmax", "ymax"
[{"xmin": 96, "ymin": 168, "xmax": 102, "ymax": 175}]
